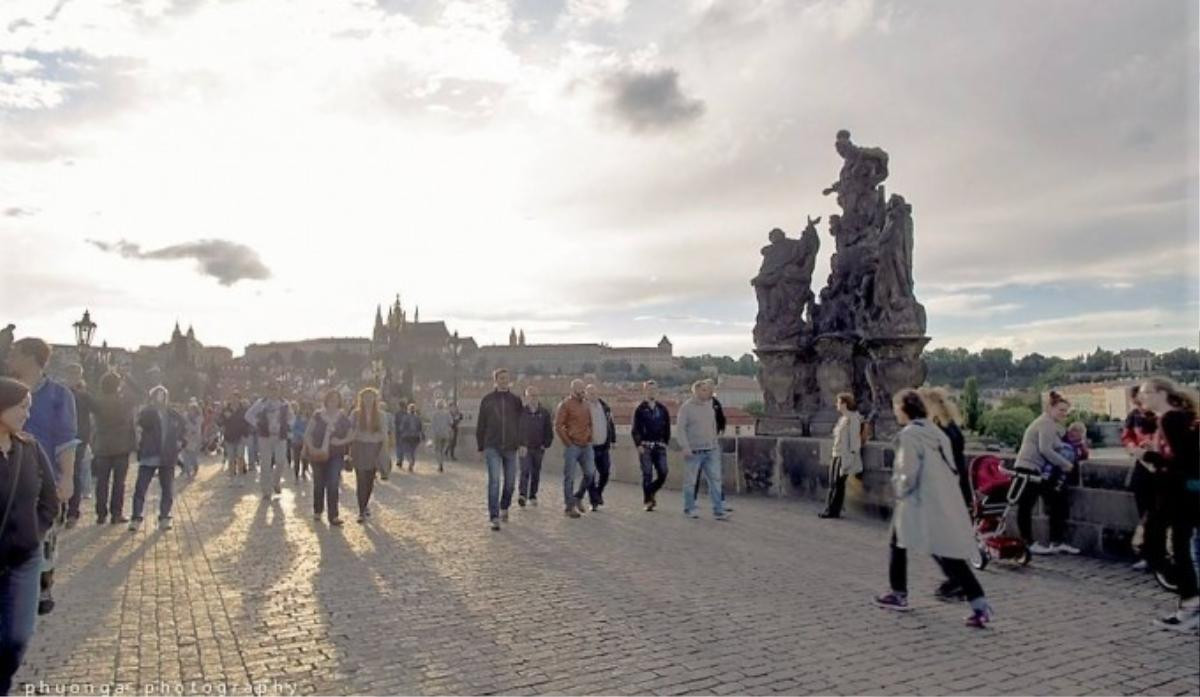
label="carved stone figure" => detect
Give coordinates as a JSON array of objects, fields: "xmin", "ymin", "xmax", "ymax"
[
  {"xmin": 751, "ymin": 223, "xmax": 819, "ymax": 347},
  {"xmin": 755, "ymin": 131, "xmax": 928, "ymax": 440}
]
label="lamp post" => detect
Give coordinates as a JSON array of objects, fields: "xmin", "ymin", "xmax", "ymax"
[
  {"xmin": 72, "ymin": 309, "xmax": 101, "ymax": 385},
  {"xmin": 446, "ymin": 330, "xmax": 463, "ymax": 405}
]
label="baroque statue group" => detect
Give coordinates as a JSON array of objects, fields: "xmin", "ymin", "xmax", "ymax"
[{"xmin": 752, "ymin": 130, "xmax": 928, "ymax": 439}]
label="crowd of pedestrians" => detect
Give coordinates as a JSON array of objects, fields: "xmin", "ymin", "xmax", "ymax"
[{"xmin": 0, "ymin": 332, "xmax": 1197, "ymax": 691}]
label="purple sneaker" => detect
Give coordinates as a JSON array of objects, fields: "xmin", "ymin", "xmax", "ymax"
[
  {"xmin": 873, "ymin": 592, "xmax": 910, "ymax": 612},
  {"xmin": 965, "ymin": 606, "xmax": 993, "ymax": 628}
]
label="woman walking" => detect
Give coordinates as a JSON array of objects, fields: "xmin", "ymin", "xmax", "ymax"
[
  {"xmin": 874, "ymin": 389, "xmax": 993, "ymax": 628},
  {"xmin": 90, "ymin": 372, "xmax": 136, "ymax": 525},
  {"xmin": 920, "ymin": 387, "xmax": 971, "ymax": 509},
  {"xmin": 305, "ymin": 390, "xmax": 350, "ymax": 527},
  {"xmin": 1013, "ymin": 391, "xmax": 1079, "ymax": 555},
  {"xmin": 129, "ymin": 386, "xmax": 187, "ymax": 532},
  {"xmin": 818, "ymin": 393, "xmax": 862, "ymax": 519},
  {"xmin": 396, "ymin": 403, "xmax": 424, "ymax": 472},
  {"xmin": 0, "ymin": 378, "xmax": 60, "ymax": 695},
  {"xmin": 1133, "ymin": 377, "xmax": 1199, "ymax": 632},
  {"xmin": 350, "ymin": 388, "xmax": 388, "ymax": 523}
]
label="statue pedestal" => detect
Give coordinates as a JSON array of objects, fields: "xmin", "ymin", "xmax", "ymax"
[
  {"xmin": 810, "ymin": 334, "xmax": 858, "ymax": 437},
  {"xmin": 864, "ymin": 336, "xmax": 930, "ymax": 440},
  {"xmin": 753, "ymin": 343, "xmax": 811, "ymax": 436}
]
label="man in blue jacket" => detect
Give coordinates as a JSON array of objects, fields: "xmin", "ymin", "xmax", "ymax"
[
  {"xmin": 517, "ymin": 386, "xmax": 554, "ymax": 507},
  {"xmin": 632, "ymin": 380, "xmax": 671, "ymax": 512},
  {"xmin": 5, "ymin": 337, "xmax": 77, "ymax": 616}
]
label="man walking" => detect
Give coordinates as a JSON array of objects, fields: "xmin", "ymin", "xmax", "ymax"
[
  {"xmin": 245, "ymin": 382, "xmax": 292, "ymax": 502},
  {"xmin": 678, "ymin": 380, "xmax": 729, "ymax": 521},
  {"xmin": 518, "ymin": 386, "xmax": 553, "ymax": 507},
  {"xmin": 632, "ymin": 380, "xmax": 671, "ymax": 512},
  {"xmin": 555, "ymin": 379, "xmax": 594, "ymax": 519},
  {"xmin": 574, "ymin": 384, "xmax": 615, "ymax": 511},
  {"xmin": 476, "ymin": 369, "xmax": 523, "ymax": 531},
  {"xmin": 5, "ymin": 337, "xmax": 77, "ymax": 615}
]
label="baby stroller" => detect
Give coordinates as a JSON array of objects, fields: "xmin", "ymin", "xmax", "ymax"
[{"xmin": 968, "ymin": 455, "xmax": 1032, "ymax": 569}]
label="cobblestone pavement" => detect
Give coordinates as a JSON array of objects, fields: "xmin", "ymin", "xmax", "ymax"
[{"xmin": 14, "ymin": 456, "xmax": 1200, "ymax": 696}]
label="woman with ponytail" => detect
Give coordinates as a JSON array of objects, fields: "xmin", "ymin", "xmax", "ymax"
[{"xmin": 1133, "ymin": 377, "xmax": 1199, "ymax": 632}]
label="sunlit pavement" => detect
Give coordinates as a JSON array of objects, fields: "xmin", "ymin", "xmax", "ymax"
[{"xmin": 14, "ymin": 456, "xmax": 1200, "ymax": 696}]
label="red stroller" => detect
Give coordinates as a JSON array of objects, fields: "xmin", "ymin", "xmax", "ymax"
[{"xmin": 968, "ymin": 455, "xmax": 1032, "ymax": 569}]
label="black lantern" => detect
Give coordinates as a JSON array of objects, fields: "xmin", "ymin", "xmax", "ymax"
[{"xmin": 73, "ymin": 309, "xmax": 96, "ymax": 348}]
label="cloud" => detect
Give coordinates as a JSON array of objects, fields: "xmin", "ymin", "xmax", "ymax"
[
  {"xmin": 923, "ymin": 293, "xmax": 1021, "ymax": 318},
  {"xmin": 2, "ymin": 206, "xmax": 35, "ymax": 217},
  {"xmin": 87, "ymin": 238, "xmax": 271, "ymax": 286},
  {"xmin": 561, "ymin": 0, "xmax": 629, "ymax": 28},
  {"xmin": 601, "ymin": 67, "xmax": 705, "ymax": 132}
]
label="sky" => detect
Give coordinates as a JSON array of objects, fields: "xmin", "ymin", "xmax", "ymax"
[{"xmin": 1, "ymin": 0, "xmax": 1197, "ymax": 359}]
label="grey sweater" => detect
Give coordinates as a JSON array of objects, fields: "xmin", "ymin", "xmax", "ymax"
[
  {"xmin": 1015, "ymin": 413, "xmax": 1074, "ymax": 474},
  {"xmin": 677, "ymin": 397, "xmax": 718, "ymax": 452}
]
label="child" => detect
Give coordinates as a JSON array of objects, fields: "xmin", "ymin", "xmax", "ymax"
[{"xmin": 1045, "ymin": 422, "xmax": 1088, "ymax": 491}]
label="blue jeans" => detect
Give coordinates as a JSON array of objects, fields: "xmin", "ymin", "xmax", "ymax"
[
  {"xmin": 562, "ymin": 444, "xmax": 595, "ymax": 508},
  {"xmin": 132, "ymin": 461, "xmax": 176, "ymax": 520},
  {"xmin": 67, "ymin": 443, "xmax": 92, "ymax": 519},
  {"xmin": 484, "ymin": 448, "xmax": 517, "ymax": 520},
  {"xmin": 400, "ymin": 439, "xmax": 420, "ymax": 467},
  {"xmin": 639, "ymin": 445, "xmax": 669, "ymax": 503},
  {"xmin": 683, "ymin": 449, "xmax": 724, "ymax": 516},
  {"xmin": 0, "ymin": 550, "xmax": 43, "ymax": 694}
]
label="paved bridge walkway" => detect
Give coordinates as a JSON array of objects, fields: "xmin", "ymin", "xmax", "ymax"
[{"xmin": 14, "ymin": 456, "xmax": 1200, "ymax": 696}]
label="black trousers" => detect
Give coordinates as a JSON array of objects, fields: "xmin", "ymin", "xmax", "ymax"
[
  {"xmin": 1016, "ymin": 475, "xmax": 1068, "ymax": 544},
  {"xmin": 889, "ymin": 533, "xmax": 984, "ymax": 601},
  {"xmin": 92, "ymin": 453, "xmax": 129, "ymax": 520},
  {"xmin": 354, "ymin": 467, "xmax": 376, "ymax": 515},
  {"xmin": 823, "ymin": 457, "xmax": 848, "ymax": 517},
  {"xmin": 575, "ymin": 444, "xmax": 612, "ymax": 505}
]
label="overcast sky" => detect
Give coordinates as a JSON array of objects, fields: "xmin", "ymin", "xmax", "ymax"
[{"xmin": 1, "ymin": 0, "xmax": 1197, "ymax": 358}]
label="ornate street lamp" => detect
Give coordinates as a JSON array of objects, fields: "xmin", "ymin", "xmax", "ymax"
[
  {"xmin": 73, "ymin": 309, "xmax": 96, "ymax": 349},
  {"xmin": 73, "ymin": 309, "xmax": 101, "ymax": 385}
]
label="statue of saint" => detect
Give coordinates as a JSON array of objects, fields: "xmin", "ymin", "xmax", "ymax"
[
  {"xmin": 822, "ymin": 129, "xmax": 889, "ymax": 231},
  {"xmin": 752, "ymin": 222, "xmax": 820, "ymax": 346}
]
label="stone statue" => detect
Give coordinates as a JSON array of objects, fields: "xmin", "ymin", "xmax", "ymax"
[
  {"xmin": 0, "ymin": 323, "xmax": 14, "ymax": 367},
  {"xmin": 754, "ymin": 130, "xmax": 928, "ymax": 440},
  {"xmin": 822, "ymin": 129, "xmax": 889, "ymax": 231},
  {"xmin": 752, "ymin": 222, "xmax": 819, "ymax": 347}
]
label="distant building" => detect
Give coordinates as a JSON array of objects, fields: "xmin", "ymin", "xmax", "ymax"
[
  {"xmin": 478, "ymin": 332, "xmax": 675, "ymax": 375},
  {"xmin": 1118, "ymin": 349, "xmax": 1155, "ymax": 374},
  {"xmin": 712, "ymin": 374, "xmax": 761, "ymax": 409},
  {"xmin": 244, "ymin": 337, "xmax": 372, "ymax": 363},
  {"xmin": 1047, "ymin": 380, "xmax": 1140, "ymax": 420}
]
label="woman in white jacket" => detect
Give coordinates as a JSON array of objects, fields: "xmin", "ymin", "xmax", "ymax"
[
  {"xmin": 819, "ymin": 392, "xmax": 862, "ymax": 519},
  {"xmin": 874, "ymin": 389, "xmax": 994, "ymax": 628}
]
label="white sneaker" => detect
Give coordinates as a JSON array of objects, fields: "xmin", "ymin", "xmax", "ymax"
[
  {"xmin": 1154, "ymin": 606, "xmax": 1200, "ymax": 632},
  {"xmin": 128, "ymin": 518, "xmax": 142, "ymax": 532},
  {"xmin": 159, "ymin": 518, "xmax": 173, "ymax": 531},
  {"xmin": 1029, "ymin": 542, "xmax": 1057, "ymax": 555},
  {"xmin": 1131, "ymin": 560, "xmax": 1149, "ymax": 571},
  {"xmin": 1051, "ymin": 543, "xmax": 1080, "ymax": 555}
]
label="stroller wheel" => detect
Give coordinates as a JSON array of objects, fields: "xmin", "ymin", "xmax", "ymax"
[
  {"xmin": 970, "ymin": 547, "xmax": 989, "ymax": 571},
  {"xmin": 1019, "ymin": 549, "xmax": 1033, "ymax": 566}
]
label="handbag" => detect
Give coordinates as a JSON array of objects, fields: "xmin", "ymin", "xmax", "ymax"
[{"xmin": 378, "ymin": 444, "xmax": 392, "ymax": 480}]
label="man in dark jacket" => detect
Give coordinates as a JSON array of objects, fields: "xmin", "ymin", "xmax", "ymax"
[
  {"xmin": 129, "ymin": 385, "xmax": 187, "ymax": 532},
  {"xmin": 476, "ymin": 369, "xmax": 524, "ymax": 530},
  {"xmin": 90, "ymin": 372, "xmax": 137, "ymax": 525},
  {"xmin": 632, "ymin": 380, "xmax": 671, "ymax": 511},
  {"xmin": 517, "ymin": 386, "xmax": 553, "ymax": 507}
]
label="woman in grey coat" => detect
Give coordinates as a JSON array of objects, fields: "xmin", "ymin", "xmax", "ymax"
[{"xmin": 874, "ymin": 389, "xmax": 993, "ymax": 628}]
